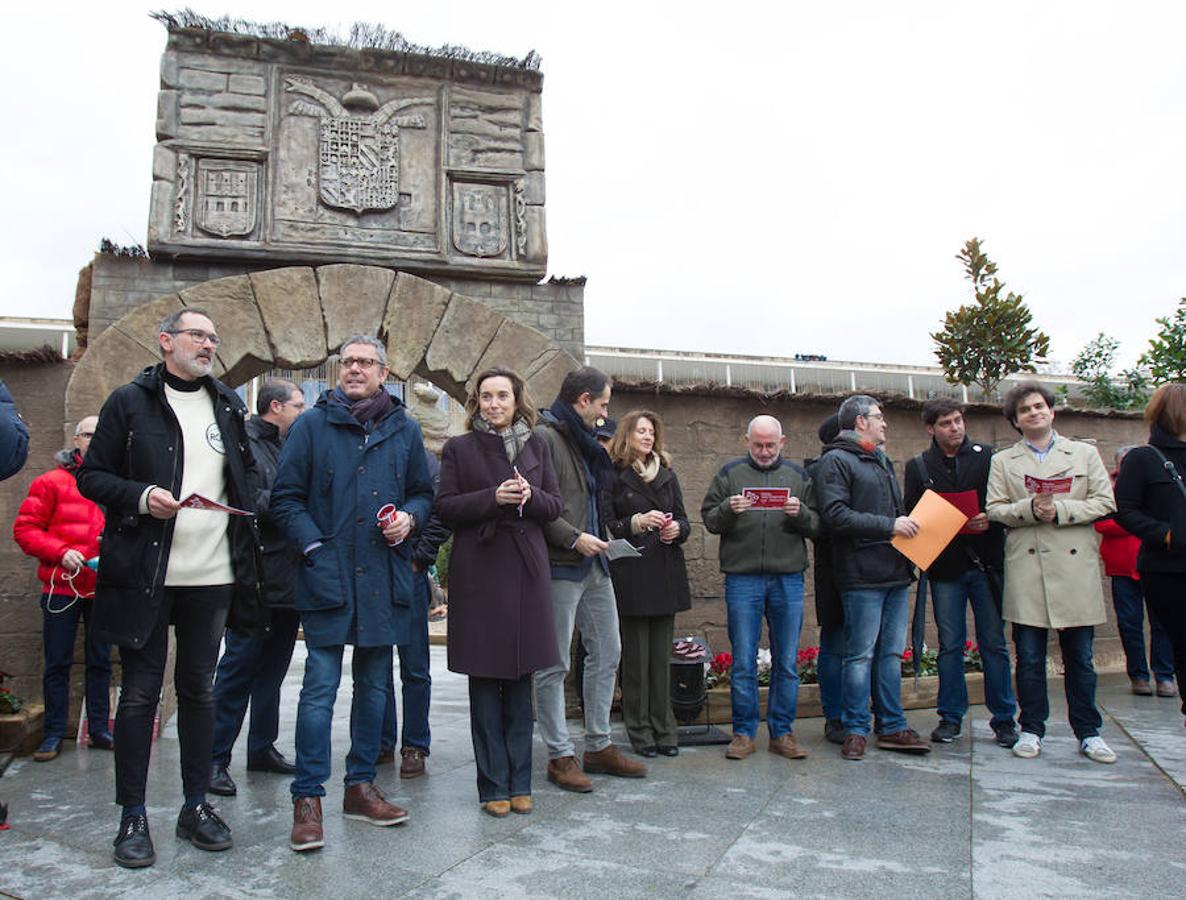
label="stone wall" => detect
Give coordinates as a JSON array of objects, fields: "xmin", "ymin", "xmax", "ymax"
[
  {"xmin": 610, "ymin": 385, "xmax": 1150, "ymax": 671},
  {"xmin": 84, "ymin": 255, "xmax": 584, "ymax": 361}
]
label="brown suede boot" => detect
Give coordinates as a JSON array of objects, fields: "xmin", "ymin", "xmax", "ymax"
[
  {"xmin": 582, "ymin": 744, "xmax": 647, "ymax": 778},
  {"xmin": 546, "ymin": 755, "xmax": 593, "ymax": 793}
]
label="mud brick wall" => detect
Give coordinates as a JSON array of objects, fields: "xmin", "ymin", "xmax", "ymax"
[{"xmin": 611, "ymin": 385, "xmax": 1151, "ymax": 672}]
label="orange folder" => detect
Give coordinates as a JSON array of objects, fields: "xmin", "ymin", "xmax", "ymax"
[{"xmin": 891, "ymin": 489, "xmax": 969, "ymax": 571}]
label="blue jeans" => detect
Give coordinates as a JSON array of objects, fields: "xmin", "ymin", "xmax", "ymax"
[
  {"xmin": 1012, "ymin": 624, "xmax": 1101, "ymax": 740},
  {"xmin": 381, "ymin": 573, "xmax": 432, "ymax": 753},
  {"xmin": 841, "ymin": 586, "xmax": 909, "ymax": 736},
  {"xmin": 817, "ymin": 621, "xmax": 845, "ymax": 721},
  {"xmin": 210, "ymin": 609, "xmax": 300, "ymax": 765},
  {"xmin": 292, "ymin": 644, "xmax": 391, "ymax": 798},
  {"xmin": 1111, "ymin": 576, "xmax": 1175, "ymax": 683},
  {"xmin": 40, "ymin": 594, "xmax": 111, "ymax": 740},
  {"xmin": 469, "ymin": 675, "xmax": 534, "ymax": 802},
  {"xmin": 725, "ymin": 573, "xmax": 805, "ymax": 739},
  {"xmin": 931, "ymin": 571, "xmax": 1016, "ymax": 726}
]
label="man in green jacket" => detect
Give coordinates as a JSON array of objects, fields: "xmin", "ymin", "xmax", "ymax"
[{"xmin": 702, "ymin": 415, "xmax": 819, "ymax": 761}]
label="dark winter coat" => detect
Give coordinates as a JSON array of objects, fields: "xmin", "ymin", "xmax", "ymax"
[
  {"xmin": 606, "ymin": 464, "xmax": 692, "ymax": 618},
  {"xmin": 815, "ymin": 433, "xmax": 914, "ymax": 591},
  {"xmin": 245, "ymin": 416, "xmax": 297, "ymax": 608},
  {"xmin": 805, "ymin": 453, "xmax": 842, "ymax": 629},
  {"xmin": 0, "ymin": 380, "xmax": 28, "ymax": 481},
  {"xmin": 902, "ymin": 437, "xmax": 1004, "ymax": 582},
  {"xmin": 77, "ymin": 364, "xmax": 261, "ymax": 648},
  {"xmin": 436, "ymin": 430, "xmax": 564, "ymax": 680},
  {"xmin": 700, "ymin": 456, "xmax": 819, "ymax": 574},
  {"xmin": 13, "ymin": 451, "xmax": 104, "ymax": 597},
  {"xmin": 1115, "ymin": 424, "xmax": 1186, "ymax": 575},
  {"xmin": 271, "ymin": 390, "xmax": 434, "ymax": 648}
]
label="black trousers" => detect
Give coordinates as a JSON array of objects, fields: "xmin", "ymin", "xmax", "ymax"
[
  {"xmin": 114, "ymin": 585, "xmax": 231, "ymax": 807},
  {"xmin": 1142, "ymin": 572, "xmax": 1186, "ymax": 715},
  {"xmin": 468, "ymin": 674, "xmax": 534, "ymax": 803}
]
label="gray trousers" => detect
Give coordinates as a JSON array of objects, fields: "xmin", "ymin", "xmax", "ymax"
[{"xmin": 534, "ymin": 565, "xmax": 621, "ymax": 759}]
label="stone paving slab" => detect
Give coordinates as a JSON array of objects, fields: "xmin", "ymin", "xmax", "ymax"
[{"xmin": 0, "ymin": 646, "xmax": 1183, "ymax": 899}]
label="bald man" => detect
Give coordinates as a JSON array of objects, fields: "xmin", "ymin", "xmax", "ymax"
[{"xmin": 702, "ymin": 415, "xmax": 820, "ymax": 761}]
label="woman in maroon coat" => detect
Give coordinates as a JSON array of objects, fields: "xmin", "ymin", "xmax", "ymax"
[{"xmin": 436, "ymin": 366, "xmax": 563, "ymax": 817}]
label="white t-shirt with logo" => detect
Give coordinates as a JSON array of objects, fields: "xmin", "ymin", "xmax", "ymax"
[{"xmin": 163, "ymin": 384, "xmax": 233, "ymax": 587}]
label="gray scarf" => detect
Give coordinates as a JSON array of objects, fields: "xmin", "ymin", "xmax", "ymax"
[{"xmin": 474, "ymin": 415, "xmax": 533, "ymax": 463}]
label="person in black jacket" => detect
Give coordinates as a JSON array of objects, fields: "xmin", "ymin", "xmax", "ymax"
[
  {"xmin": 1115, "ymin": 383, "xmax": 1186, "ymax": 717},
  {"xmin": 378, "ymin": 447, "xmax": 452, "ymax": 778},
  {"xmin": 78, "ymin": 307, "xmax": 261, "ymax": 868},
  {"xmin": 815, "ymin": 395, "xmax": 929, "ymax": 760},
  {"xmin": 903, "ymin": 399, "xmax": 1017, "ymax": 748},
  {"xmin": 606, "ymin": 410, "xmax": 692, "ymax": 758},
  {"xmin": 208, "ymin": 380, "xmax": 306, "ymax": 797}
]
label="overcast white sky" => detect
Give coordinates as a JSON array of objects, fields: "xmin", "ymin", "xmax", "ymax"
[{"xmin": 3, "ymin": 1, "xmax": 1184, "ymax": 370}]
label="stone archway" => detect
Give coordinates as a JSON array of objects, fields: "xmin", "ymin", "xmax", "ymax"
[{"xmin": 65, "ymin": 266, "xmax": 580, "ymax": 425}]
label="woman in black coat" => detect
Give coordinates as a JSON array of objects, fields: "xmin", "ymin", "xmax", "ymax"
[
  {"xmin": 436, "ymin": 366, "xmax": 563, "ymax": 817},
  {"xmin": 606, "ymin": 410, "xmax": 692, "ymax": 757},
  {"xmin": 1115, "ymin": 383, "xmax": 1186, "ymax": 718}
]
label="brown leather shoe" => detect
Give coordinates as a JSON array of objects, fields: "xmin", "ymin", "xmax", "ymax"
[
  {"xmin": 1131, "ymin": 679, "xmax": 1153, "ymax": 696},
  {"xmin": 725, "ymin": 734, "xmax": 756, "ymax": 760},
  {"xmin": 342, "ymin": 782, "xmax": 410, "ymax": 826},
  {"xmin": 510, "ymin": 795, "xmax": 533, "ymax": 815},
  {"xmin": 290, "ymin": 797, "xmax": 324, "ymax": 852},
  {"xmin": 376, "ymin": 748, "xmax": 396, "ymax": 765},
  {"xmin": 582, "ymin": 744, "xmax": 647, "ymax": 778},
  {"xmin": 841, "ymin": 734, "xmax": 866, "ymax": 760},
  {"xmin": 768, "ymin": 733, "xmax": 809, "ymax": 760},
  {"xmin": 876, "ymin": 729, "xmax": 932, "ymax": 754},
  {"xmin": 1156, "ymin": 680, "xmax": 1177, "ymax": 698},
  {"xmin": 482, "ymin": 800, "xmax": 511, "ymax": 818},
  {"xmin": 400, "ymin": 747, "xmax": 427, "ymax": 778},
  {"xmin": 546, "ymin": 756, "xmax": 593, "ymax": 793}
]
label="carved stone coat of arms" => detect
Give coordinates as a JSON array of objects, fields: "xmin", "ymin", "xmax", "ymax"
[{"xmin": 286, "ymin": 78, "xmax": 433, "ymax": 214}]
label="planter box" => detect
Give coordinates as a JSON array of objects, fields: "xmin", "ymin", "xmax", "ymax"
[
  {"xmin": 0, "ymin": 703, "xmax": 45, "ymax": 757},
  {"xmin": 697, "ymin": 673, "xmax": 985, "ymax": 725}
]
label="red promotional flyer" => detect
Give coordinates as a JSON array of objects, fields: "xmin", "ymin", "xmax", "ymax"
[{"xmin": 742, "ymin": 487, "xmax": 791, "ymax": 509}]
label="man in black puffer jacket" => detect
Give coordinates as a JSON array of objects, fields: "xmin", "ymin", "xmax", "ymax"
[{"xmin": 815, "ymin": 395, "xmax": 929, "ymax": 761}]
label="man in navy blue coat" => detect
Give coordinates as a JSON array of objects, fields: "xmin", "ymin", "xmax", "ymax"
[{"xmin": 272, "ymin": 335, "xmax": 433, "ymax": 853}]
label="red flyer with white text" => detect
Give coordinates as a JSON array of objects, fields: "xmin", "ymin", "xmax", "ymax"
[
  {"xmin": 1023, "ymin": 475, "xmax": 1073, "ymax": 495},
  {"xmin": 743, "ymin": 487, "xmax": 791, "ymax": 509},
  {"xmin": 179, "ymin": 493, "xmax": 252, "ymax": 516}
]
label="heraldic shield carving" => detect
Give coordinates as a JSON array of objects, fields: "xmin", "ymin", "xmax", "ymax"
[
  {"xmin": 196, "ymin": 161, "xmax": 258, "ymax": 238},
  {"xmin": 286, "ymin": 77, "xmax": 433, "ymax": 214},
  {"xmin": 452, "ymin": 183, "xmax": 509, "ymax": 258}
]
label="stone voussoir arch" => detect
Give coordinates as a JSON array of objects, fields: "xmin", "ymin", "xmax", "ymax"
[{"xmin": 65, "ymin": 266, "xmax": 581, "ymax": 426}]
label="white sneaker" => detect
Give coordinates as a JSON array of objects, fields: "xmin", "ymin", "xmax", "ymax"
[
  {"xmin": 1013, "ymin": 731, "xmax": 1042, "ymax": 759},
  {"xmin": 1080, "ymin": 736, "xmax": 1116, "ymax": 764}
]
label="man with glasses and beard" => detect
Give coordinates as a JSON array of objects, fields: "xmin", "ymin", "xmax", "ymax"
[{"xmin": 79, "ymin": 307, "xmax": 261, "ymax": 868}]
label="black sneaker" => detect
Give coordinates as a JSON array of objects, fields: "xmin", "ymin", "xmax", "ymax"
[
  {"xmin": 824, "ymin": 718, "xmax": 846, "ymax": 745},
  {"xmin": 176, "ymin": 802, "xmax": 233, "ymax": 851},
  {"xmin": 113, "ymin": 814, "xmax": 156, "ymax": 868},
  {"xmin": 930, "ymin": 720, "xmax": 961, "ymax": 743},
  {"xmin": 991, "ymin": 721, "xmax": 1020, "ymax": 748}
]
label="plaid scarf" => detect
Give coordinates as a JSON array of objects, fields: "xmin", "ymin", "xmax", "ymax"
[{"xmin": 473, "ymin": 415, "xmax": 533, "ymax": 463}]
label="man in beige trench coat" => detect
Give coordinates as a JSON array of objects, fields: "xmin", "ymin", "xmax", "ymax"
[{"xmin": 987, "ymin": 381, "xmax": 1117, "ymax": 764}]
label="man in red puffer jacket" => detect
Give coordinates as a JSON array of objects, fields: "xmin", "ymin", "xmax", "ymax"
[
  {"xmin": 1096, "ymin": 447, "xmax": 1176, "ymax": 698},
  {"xmin": 13, "ymin": 416, "xmax": 111, "ymax": 761}
]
